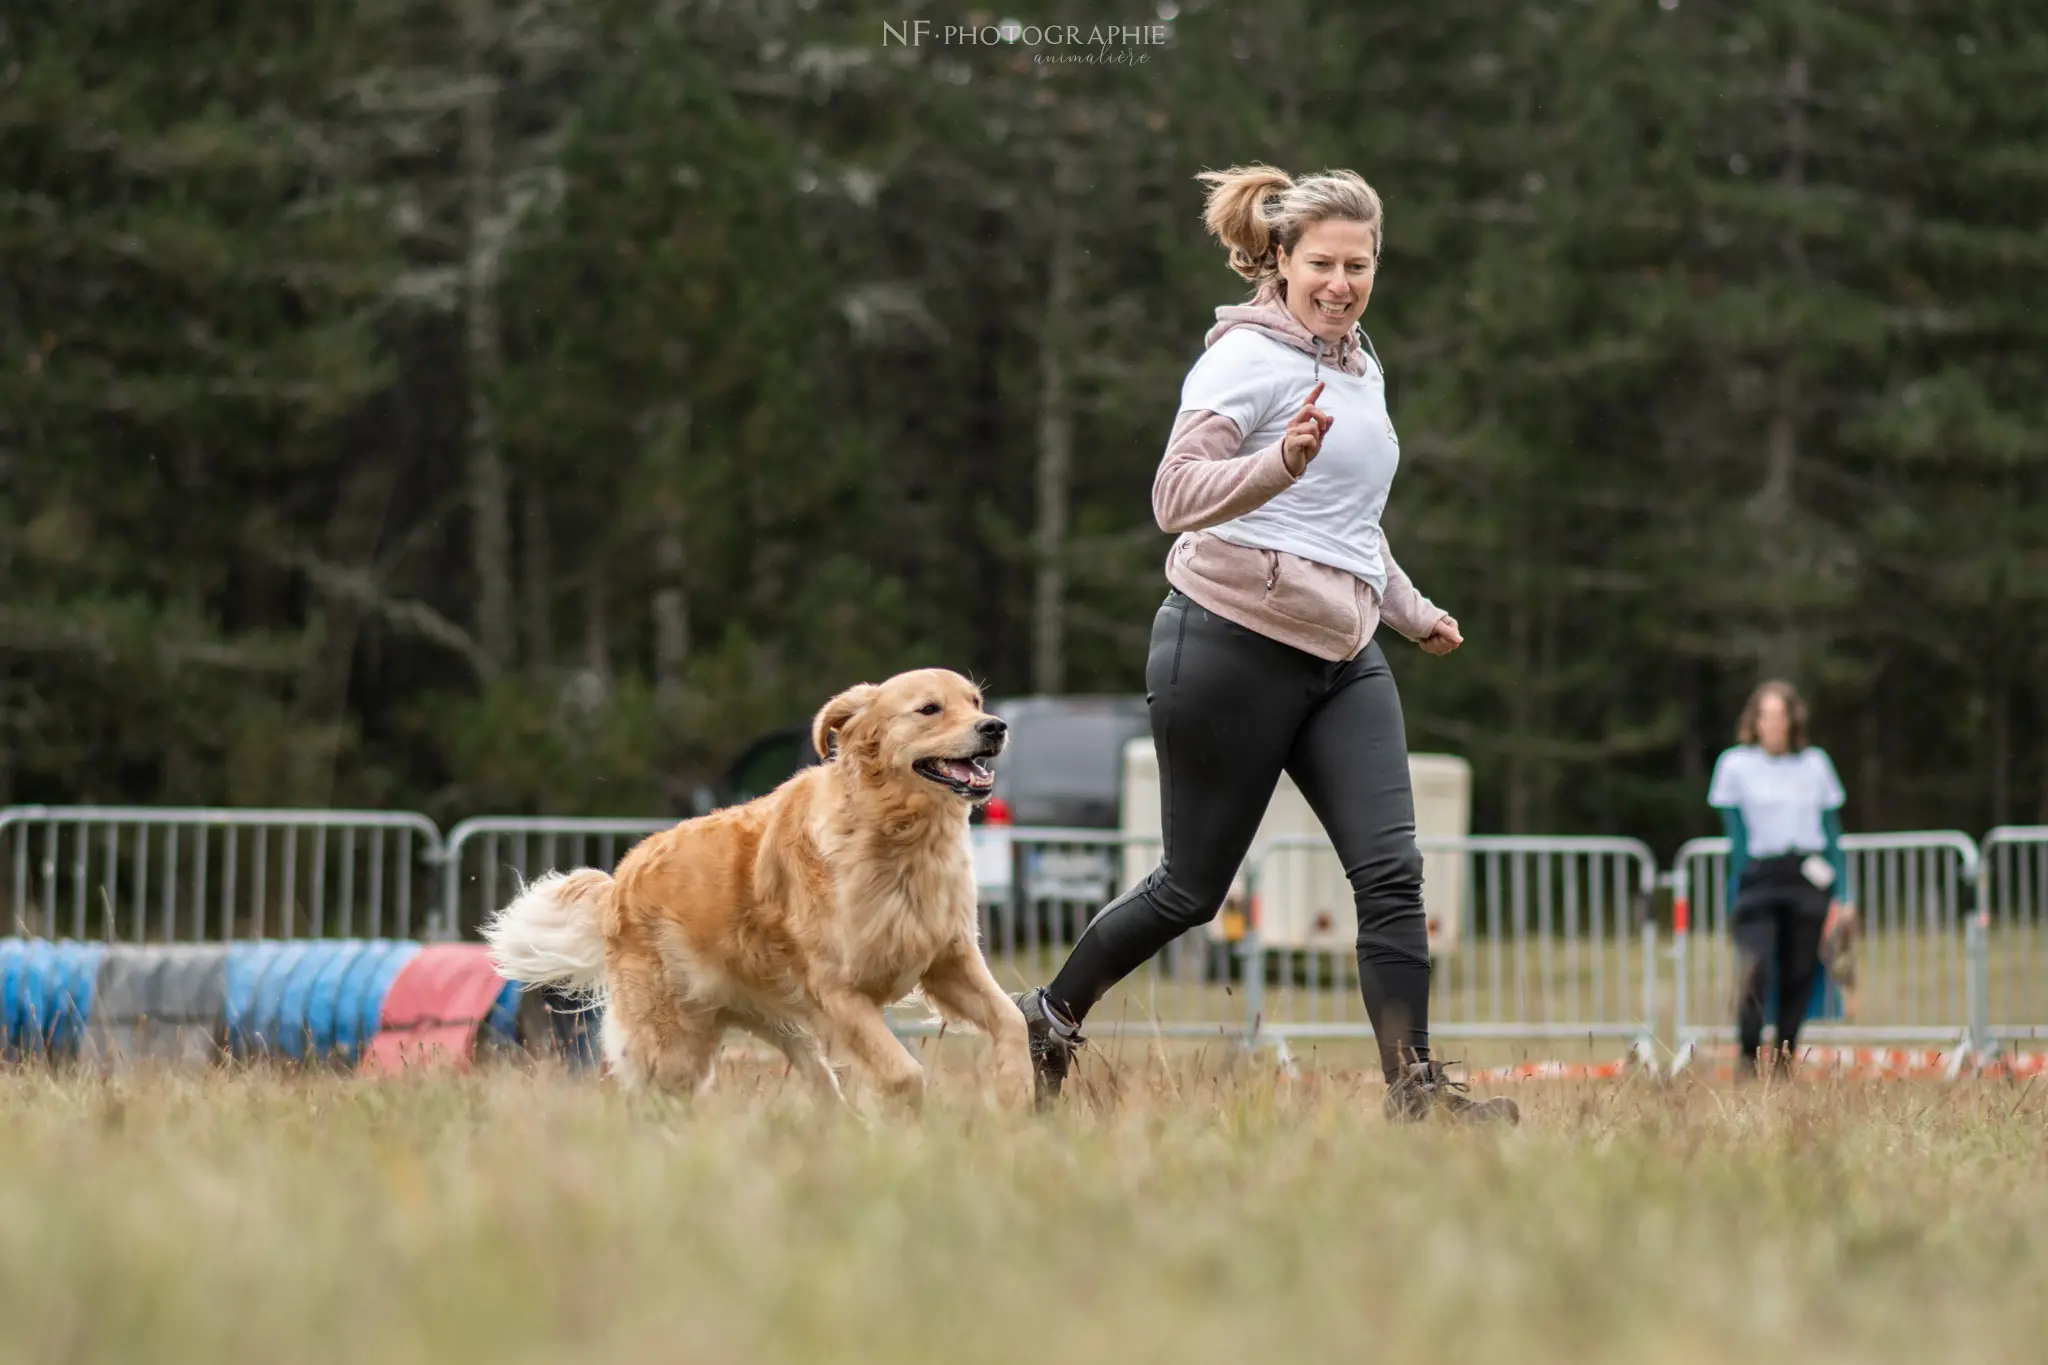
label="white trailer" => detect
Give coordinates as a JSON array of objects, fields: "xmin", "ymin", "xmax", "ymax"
[{"xmin": 1118, "ymin": 738, "xmax": 1472, "ymax": 956}]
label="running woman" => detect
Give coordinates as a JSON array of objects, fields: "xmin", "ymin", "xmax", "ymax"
[{"xmin": 1012, "ymin": 163, "xmax": 1517, "ymax": 1123}]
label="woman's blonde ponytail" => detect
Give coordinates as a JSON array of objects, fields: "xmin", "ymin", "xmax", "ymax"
[{"xmin": 1197, "ymin": 164, "xmax": 1293, "ymax": 284}]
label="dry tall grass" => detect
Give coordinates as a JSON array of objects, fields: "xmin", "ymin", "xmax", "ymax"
[{"xmin": 1, "ymin": 1043, "xmax": 2044, "ymax": 1365}]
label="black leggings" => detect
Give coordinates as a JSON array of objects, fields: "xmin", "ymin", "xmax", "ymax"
[
  {"xmin": 1732, "ymin": 854, "xmax": 1830, "ymax": 1064},
  {"xmin": 1046, "ymin": 591, "xmax": 1433, "ymax": 1082}
]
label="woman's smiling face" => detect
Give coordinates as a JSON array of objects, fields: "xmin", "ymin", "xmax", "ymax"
[{"xmin": 1277, "ymin": 218, "xmax": 1379, "ymax": 342}]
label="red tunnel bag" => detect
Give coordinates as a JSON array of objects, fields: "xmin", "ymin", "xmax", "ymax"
[{"xmin": 359, "ymin": 944, "xmax": 509, "ymax": 1075}]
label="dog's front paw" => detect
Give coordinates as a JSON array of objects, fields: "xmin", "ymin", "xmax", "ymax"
[{"xmin": 990, "ymin": 1030, "xmax": 1036, "ymax": 1111}]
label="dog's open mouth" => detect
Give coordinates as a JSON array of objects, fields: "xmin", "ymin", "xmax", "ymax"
[{"xmin": 914, "ymin": 756, "xmax": 997, "ymax": 799}]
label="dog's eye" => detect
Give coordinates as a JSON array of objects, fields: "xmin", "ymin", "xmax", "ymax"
[{"xmin": 917, "ymin": 701, "xmax": 942, "ymax": 716}]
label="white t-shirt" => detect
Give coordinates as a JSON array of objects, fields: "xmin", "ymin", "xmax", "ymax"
[
  {"xmin": 1177, "ymin": 327, "xmax": 1400, "ymax": 596},
  {"xmin": 1707, "ymin": 745, "xmax": 1846, "ymax": 856}
]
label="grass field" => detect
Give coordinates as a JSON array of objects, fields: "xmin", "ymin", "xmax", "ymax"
[{"xmin": 3, "ymin": 1042, "xmax": 2045, "ymax": 1365}]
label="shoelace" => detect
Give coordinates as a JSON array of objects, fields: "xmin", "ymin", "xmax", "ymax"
[
  {"xmin": 1400, "ymin": 1055, "xmax": 1471, "ymax": 1093},
  {"xmin": 1044, "ymin": 1023, "xmax": 1087, "ymax": 1052},
  {"xmin": 1035, "ymin": 993, "xmax": 1087, "ymax": 1050}
]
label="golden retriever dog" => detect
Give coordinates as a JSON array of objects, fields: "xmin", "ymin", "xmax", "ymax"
[{"xmin": 483, "ymin": 668, "xmax": 1031, "ymax": 1112}]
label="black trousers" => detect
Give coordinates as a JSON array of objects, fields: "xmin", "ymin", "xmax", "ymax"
[
  {"xmin": 1732, "ymin": 854, "xmax": 1831, "ymax": 1065},
  {"xmin": 1046, "ymin": 591, "xmax": 1433, "ymax": 1082}
]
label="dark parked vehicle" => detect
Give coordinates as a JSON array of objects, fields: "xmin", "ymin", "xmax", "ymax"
[
  {"xmin": 703, "ymin": 722, "xmax": 818, "ymax": 810},
  {"xmin": 971, "ymin": 695, "xmax": 1149, "ymax": 908},
  {"xmin": 978, "ymin": 695, "xmax": 1149, "ymax": 830}
]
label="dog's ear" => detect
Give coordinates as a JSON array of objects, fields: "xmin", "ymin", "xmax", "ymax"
[{"xmin": 812, "ymin": 683, "xmax": 879, "ymax": 760}]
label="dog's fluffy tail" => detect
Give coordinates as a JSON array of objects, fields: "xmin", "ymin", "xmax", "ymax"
[{"xmin": 481, "ymin": 868, "xmax": 613, "ymax": 998}]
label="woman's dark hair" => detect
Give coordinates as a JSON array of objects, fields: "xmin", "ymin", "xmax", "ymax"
[{"xmin": 1735, "ymin": 679, "xmax": 1809, "ymax": 752}]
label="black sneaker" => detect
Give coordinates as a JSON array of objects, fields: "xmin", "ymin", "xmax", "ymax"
[
  {"xmin": 1383, "ymin": 1059, "xmax": 1520, "ymax": 1125},
  {"xmin": 1012, "ymin": 988, "xmax": 1085, "ymax": 1109}
]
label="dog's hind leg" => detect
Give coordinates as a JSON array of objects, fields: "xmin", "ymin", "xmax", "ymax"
[
  {"xmin": 601, "ymin": 1009, "xmax": 640, "ymax": 1086},
  {"xmin": 736, "ymin": 1017, "xmax": 849, "ymax": 1110},
  {"xmin": 604, "ymin": 956, "xmax": 722, "ymax": 1096},
  {"xmin": 817, "ymin": 990, "xmax": 926, "ymax": 1113},
  {"xmin": 657, "ymin": 1016, "xmax": 724, "ymax": 1097},
  {"xmin": 609, "ymin": 1009, "xmax": 721, "ymax": 1096}
]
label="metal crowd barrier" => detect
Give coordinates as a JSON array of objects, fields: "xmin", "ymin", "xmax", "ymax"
[
  {"xmin": 1977, "ymin": 827, "xmax": 2048, "ymax": 1054},
  {"xmin": 0, "ymin": 806, "xmax": 444, "ymax": 944},
  {"xmin": 1671, "ymin": 831, "xmax": 1980, "ymax": 1052},
  {"xmin": 437, "ymin": 817, "xmax": 673, "ymax": 941},
  {"xmin": 1243, "ymin": 835, "xmax": 1660, "ymax": 1055},
  {"xmin": 6, "ymin": 804, "xmax": 2041, "ymax": 1064}
]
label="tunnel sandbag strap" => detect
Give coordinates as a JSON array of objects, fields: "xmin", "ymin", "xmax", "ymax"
[{"xmin": 81, "ymin": 944, "xmax": 230, "ymax": 1069}]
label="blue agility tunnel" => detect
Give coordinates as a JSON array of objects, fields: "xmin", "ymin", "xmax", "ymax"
[
  {"xmin": 226, "ymin": 941, "xmax": 313, "ymax": 1058},
  {"xmin": 1, "ymin": 940, "xmax": 105, "ymax": 1060},
  {"xmin": 2, "ymin": 937, "xmax": 569, "ymax": 1071},
  {"xmin": 325, "ymin": 940, "xmax": 422, "ymax": 1065},
  {"xmin": 485, "ymin": 978, "xmax": 522, "ymax": 1050},
  {"xmin": 223, "ymin": 939, "xmax": 426, "ymax": 1064}
]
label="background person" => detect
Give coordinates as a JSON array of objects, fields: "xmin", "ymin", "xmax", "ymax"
[{"xmin": 1708, "ymin": 680, "xmax": 1856, "ymax": 1076}]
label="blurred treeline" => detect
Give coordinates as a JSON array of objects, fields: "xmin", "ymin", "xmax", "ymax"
[{"xmin": 4, "ymin": 0, "xmax": 2046, "ymax": 852}]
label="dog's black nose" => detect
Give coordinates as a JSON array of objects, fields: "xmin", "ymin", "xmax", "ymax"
[{"xmin": 976, "ymin": 717, "xmax": 1007, "ymax": 738}]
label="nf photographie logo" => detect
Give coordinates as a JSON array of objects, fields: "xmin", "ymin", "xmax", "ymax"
[{"xmin": 881, "ymin": 18, "xmax": 1171, "ymax": 64}]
